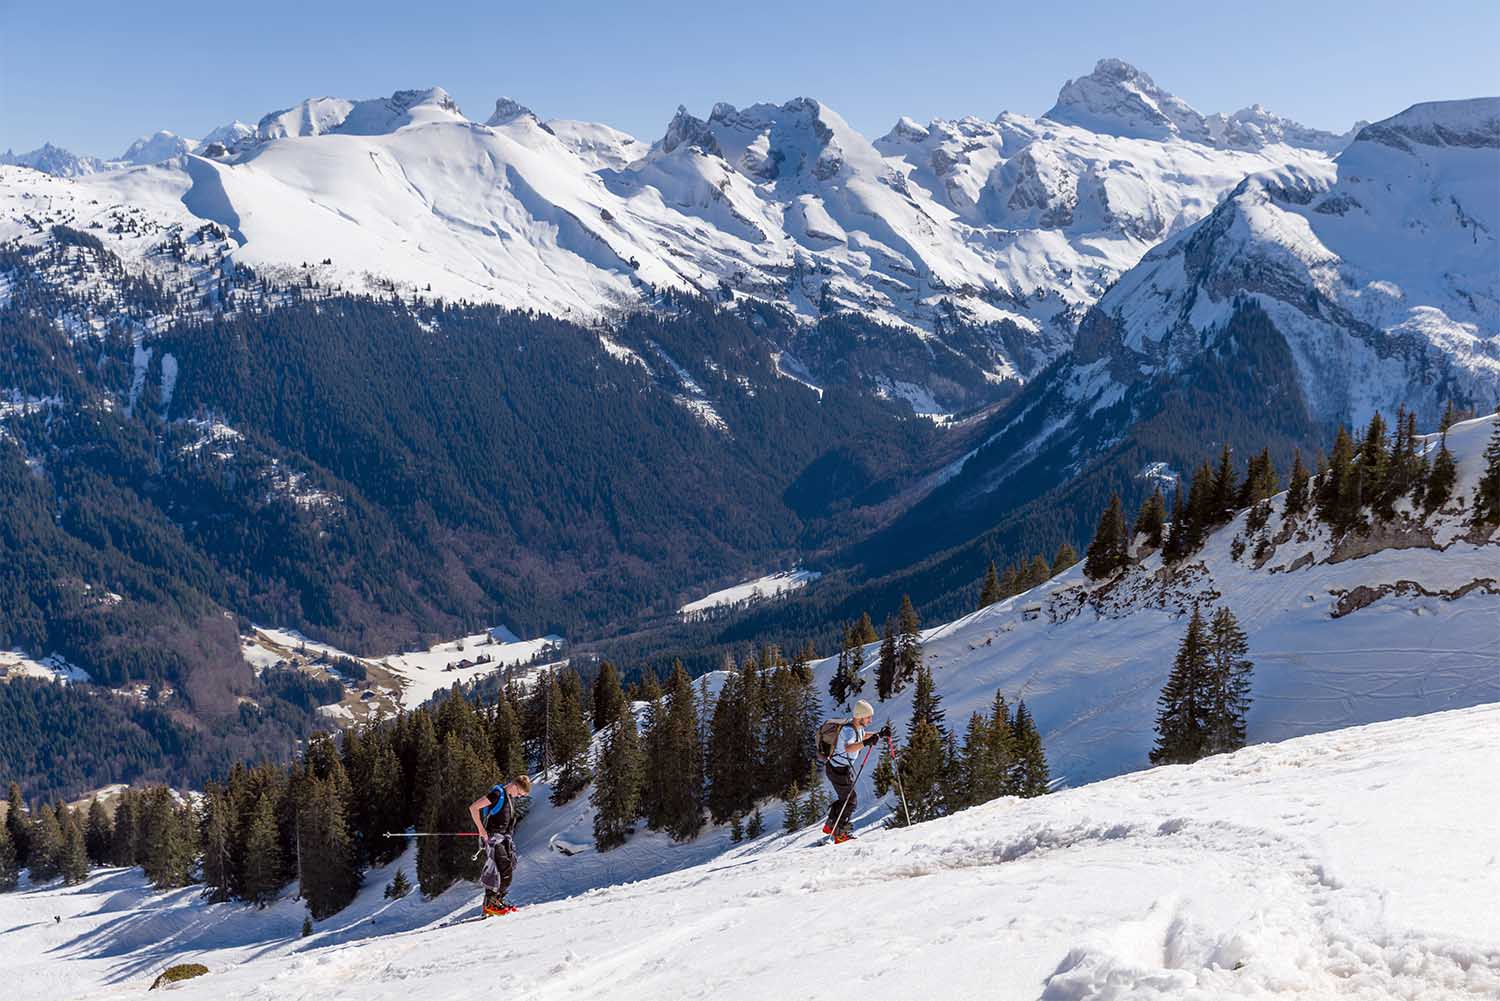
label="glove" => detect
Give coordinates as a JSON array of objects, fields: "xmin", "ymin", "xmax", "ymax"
[
  {"xmin": 879, "ymin": 723, "xmax": 892, "ymax": 739},
  {"xmin": 862, "ymin": 733, "xmax": 881, "ymax": 747}
]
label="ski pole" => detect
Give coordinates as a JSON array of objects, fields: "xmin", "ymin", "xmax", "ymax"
[
  {"xmin": 382, "ymin": 832, "xmax": 483, "ymax": 838},
  {"xmin": 886, "ymin": 733, "xmax": 913, "ymax": 827},
  {"xmin": 827, "ymin": 742, "xmax": 875, "ymax": 839}
]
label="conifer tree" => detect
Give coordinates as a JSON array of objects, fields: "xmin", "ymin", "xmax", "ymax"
[
  {"xmin": 890, "ymin": 666, "xmax": 948, "ymax": 826},
  {"xmin": 1163, "ymin": 483, "xmax": 1188, "ymax": 562},
  {"xmin": 1134, "ymin": 488, "xmax": 1167, "ymax": 550},
  {"xmin": 643, "ymin": 664, "xmax": 704, "ymax": 841},
  {"xmin": 242, "ymin": 791, "xmax": 283, "ymax": 907},
  {"xmin": 876, "ymin": 616, "xmax": 899, "ymax": 701},
  {"xmin": 1204, "ymin": 607, "xmax": 1254, "ymax": 756},
  {"xmin": 1209, "ymin": 444, "xmax": 1237, "ymax": 523},
  {"xmin": 1424, "ymin": 433, "xmax": 1458, "ymax": 516},
  {"xmin": 85, "ymin": 798, "xmax": 111, "ymax": 866},
  {"xmin": 1472, "ymin": 420, "xmax": 1500, "ymax": 528},
  {"xmin": 829, "ymin": 626, "xmax": 856, "ymax": 706},
  {"xmin": 5, "ymin": 784, "xmax": 29, "ymax": 869},
  {"xmin": 729, "ymin": 814, "xmax": 744, "ymax": 843},
  {"xmin": 0, "ymin": 818, "xmax": 16, "ymax": 892},
  {"xmin": 591, "ymin": 661, "xmax": 626, "ymax": 733},
  {"xmin": 59, "ymin": 809, "xmax": 89, "ymax": 885},
  {"xmin": 1027, "ymin": 554, "xmax": 1052, "ymax": 586},
  {"xmin": 1238, "ymin": 448, "xmax": 1280, "ymax": 510},
  {"xmin": 199, "ymin": 786, "xmax": 235, "ymax": 903},
  {"xmin": 109, "ymin": 789, "xmax": 139, "ymax": 868},
  {"xmin": 1151, "ymin": 607, "xmax": 1210, "ymax": 766},
  {"xmin": 896, "ymin": 595, "xmax": 923, "ymax": 686},
  {"xmin": 1009, "ymin": 702, "xmax": 1049, "ymax": 797},
  {"xmin": 1185, "ymin": 461, "xmax": 1216, "ymax": 547},
  {"xmin": 800, "ymin": 762, "xmax": 829, "ymax": 827},
  {"xmin": 591, "ymin": 698, "xmax": 643, "ymax": 851},
  {"xmin": 986, "ymin": 691, "xmax": 1016, "ymax": 800},
  {"xmin": 384, "ymin": 868, "xmax": 411, "ymax": 899},
  {"xmin": 298, "ymin": 770, "xmax": 361, "ymax": 919},
  {"xmin": 745, "ymin": 807, "xmax": 765, "ymax": 838},
  {"xmin": 29, "ymin": 803, "xmax": 62, "ymax": 882},
  {"xmin": 550, "ymin": 671, "xmax": 594, "ymax": 805},
  {"xmin": 853, "ymin": 612, "xmax": 879, "ymax": 646},
  {"xmin": 1440, "ymin": 399, "xmax": 1459, "ymax": 432},
  {"xmin": 782, "ymin": 787, "xmax": 802, "ymax": 831},
  {"xmin": 956, "ymin": 712, "xmax": 991, "ymax": 810},
  {"xmin": 1052, "ymin": 541, "xmax": 1079, "ymax": 575},
  {"xmin": 1317, "ymin": 425, "xmax": 1361, "ymax": 533},
  {"xmin": 979, "ymin": 560, "xmax": 1002, "ymax": 608},
  {"xmin": 1284, "ymin": 449, "xmax": 1310, "ymax": 517},
  {"xmin": 1085, "ymin": 493, "xmax": 1130, "ymax": 578},
  {"xmin": 490, "ymin": 693, "xmax": 526, "ymax": 783},
  {"xmin": 139, "ymin": 788, "xmax": 190, "ymax": 890}
]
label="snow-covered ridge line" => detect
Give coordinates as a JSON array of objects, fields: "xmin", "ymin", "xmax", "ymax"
[
  {"xmin": 678, "ymin": 569, "xmax": 822, "ymax": 619},
  {"xmin": 2, "ymin": 58, "xmax": 1367, "ymax": 391}
]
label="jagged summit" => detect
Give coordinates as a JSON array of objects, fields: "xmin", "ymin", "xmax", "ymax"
[
  {"xmin": 485, "ymin": 97, "xmax": 536, "ymax": 126},
  {"xmin": 1353, "ymin": 96, "xmax": 1500, "ymax": 150},
  {"xmin": 0, "ymin": 142, "xmax": 103, "ymax": 177},
  {"xmin": 1044, "ymin": 57, "xmax": 1213, "ymax": 143},
  {"xmin": 255, "ymin": 86, "xmax": 464, "ymax": 141}
]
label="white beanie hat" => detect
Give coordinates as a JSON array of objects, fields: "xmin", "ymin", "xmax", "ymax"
[{"xmin": 851, "ymin": 700, "xmax": 874, "ymax": 719}]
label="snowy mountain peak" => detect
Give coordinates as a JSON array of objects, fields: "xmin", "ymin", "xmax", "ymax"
[
  {"xmin": 655, "ymin": 105, "xmax": 722, "ymax": 157},
  {"xmin": 1353, "ymin": 96, "xmax": 1500, "ymax": 151},
  {"xmin": 119, "ymin": 129, "xmax": 193, "ymax": 165},
  {"xmin": 0, "ymin": 142, "xmax": 104, "ymax": 177},
  {"xmin": 485, "ymin": 97, "xmax": 536, "ymax": 126},
  {"xmin": 1209, "ymin": 104, "xmax": 1356, "ymax": 155},
  {"xmin": 199, "ymin": 120, "xmax": 254, "ymax": 149},
  {"xmin": 1045, "ymin": 57, "xmax": 1212, "ymax": 144},
  {"xmin": 255, "ymin": 87, "xmax": 463, "ymax": 142}
]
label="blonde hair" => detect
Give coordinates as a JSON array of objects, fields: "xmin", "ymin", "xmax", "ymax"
[{"xmin": 510, "ymin": 774, "xmax": 533, "ymax": 796}]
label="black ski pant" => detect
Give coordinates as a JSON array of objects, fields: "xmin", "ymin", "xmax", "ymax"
[
  {"xmin": 825, "ymin": 762, "xmax": 856, "ymax": 831},
  {"xmin": 481, "ymin": 833, "xmax": 516, "ymax": 902}
]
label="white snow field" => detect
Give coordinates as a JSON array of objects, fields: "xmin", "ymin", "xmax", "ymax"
[
  {"xmin": 678, "ymin": 568, "xmax": 823, "ymax": 619},
  {"xmin": 5, "ymin": 704, "xmax": 1497, "ymax": 1000}
]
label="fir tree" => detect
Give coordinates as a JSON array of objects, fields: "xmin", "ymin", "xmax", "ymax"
[
  {"xmin": 139, "ymin": 788, "xmax": 190, "ymax": 890},
  {"xmin": 956, "ymin": 713, "xmax": 990, "ymax": 810},
  {"xmin": 1027, "ymin": 554, "xmax": 1052, "ymax": 587},
  {"xmin": 1134, "ymin": 489, "xmax": 1167, "ymax": 551},
  {"xmin": 5, "ymin": 784, "xmax": 28, "ymax": 869},
  {"xmin": 591, "ymin": 700, "xmax": 643, "ymax": 851},
  {"xmin": 297, "ymin": 770, "xmax": 361, "ymax": 919},
  {"xmin": 643, "ymin": 664, "xmax": 704, "ymax": 841},
  {"xmin": 84, "ymin": 797, "xmax": 111, "ymax": 866},
  {"xmin": 1424, "ymin": 433, "xmax": 1458, "ymax": 515},
  {"xmin": 28, "ymin": 803, "xmax": 62, "ymax": 882},
  {"xmin": 1284, "ymin": 449, "xmax": 1310, "ymax": 517},
  {"xmin": 1052, "ymin": 541, "xmax": 1079, "ymax": 575},
  {"xmin": 979, "ymin": 560, "xmax": 1002, "ymax": 608},
  {"xmin": 800, "ymin": 762, "xmax": 829, "ymax": 827},
  {"xmin": 199, "ymin": 787, "xmax": 235, "ymax": 903},
  {"xmin": 1440, "ymin": 399, "xmax": 1459, "ymax": 432},
  {"xmin": 1317, "ymin": 425, "xmax": 1361, "ymax": 533},
  {"xmin": 891, "ymin": 666, "xmax": 948, "ymax": 826},
  {"xmin": 384, "ymin": 868, "xmax": 411, "ymax": 899},
  {"xmin": 876, "ymin": 616, "xmax": 898, "ymax": 701},
  {"xmin": 59, "ymin": 809, "xmax": 89, "ymax": 885},
  {"xmin": 591, "ymin": 661, "xmax": 626, "ymax": 733},
  {"xmin": 109, "ymin": 789, "xmax": 139, "ymax": 868},
  {"xmin": 241, "ymin": 791, "xmax": 283, "ymax": 907},
  {"xmin": 1084, "ymin": 493, "xmax": 1130, "ymax": 578},
  {"xmin": 1151, "ymin": 607, "xmax": 1210, "ymax": 766},
  {"xmin": 829, "ymin": 626, "xmax": 855, "ymax": 707},
  {"xmin": 1237, "ymin": 448, "xmax": 1279, "ymax": 510},
  {"xmin": 301, "ymin": 916, "xmax": 313, "ymax": 938},
  {"xmin": 1009, "ymin": 702, "xmax": 1049, "ymax": 797},
  {"xmin": 1163, "ymin": 483, "xmax": 1188, "ymax": 562},
  {"xmin": 729, "ymin": 814, "xmax": 744, "ymax": 843},
  {"xmin": 782, "ymin": 787, "xmax": 802, "ymax": 832},
  {"xmin": 1209, "ymin": 444, "xmax": 1237, "ymax": 523},
  {"xmin": 1204, "ymin": 607, "xmax": 1254, "ymax": 756},
  {"xmin": 490, "ymin": 693, "xmax": 526, "ymax": 784},
  {"xmin": 896, "ymin": 595, "xmax": 923, "ymax": 686},
  {"xmin": 549, "ymin": 671, "xmax": 594, "ymax": 806},
  {"xmin": 745, "ymin": 807, "xmax": 765, "ymax": 838},
  {"xmin": 853, "ymin": 612, "xmax": 879, "ymax": 646},
  {"xmin": 1472, "ymin": 420, "xmax": 1500, "ymax": 528},
  {"xmin": 0, "ymin": 818, "xmax": 16, "ymax": 892}
]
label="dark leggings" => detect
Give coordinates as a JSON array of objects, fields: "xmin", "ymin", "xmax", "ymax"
[{"xmin": 826, "ymin": 762, "xmax": 856, "ymax": 830}]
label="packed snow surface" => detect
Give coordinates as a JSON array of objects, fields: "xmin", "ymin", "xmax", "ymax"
[{"xmin": 5, "ymin": 704, "xmax": 1497, "ymax": 1000}]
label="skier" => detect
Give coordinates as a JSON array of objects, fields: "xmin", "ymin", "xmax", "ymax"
[
  {"xmin": 822, "ymin": 700, "xmax": 887, "ymax": 843},
  {"xmin": 468, "ymin": 774, "xmax": 532, "ymax": 916}
]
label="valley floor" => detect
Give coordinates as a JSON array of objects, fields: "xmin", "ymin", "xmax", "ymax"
[{"xmin": 6, "ymin": 704, "xmax": 1498, "ymax": 1000}]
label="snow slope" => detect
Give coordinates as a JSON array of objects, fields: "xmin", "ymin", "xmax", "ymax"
[
  {"xmin": 0, "ymin": 60, "xmax": 1353, "ymax": 384},
  {"xmin": 678, "ymin": 568, "xmax": 822, "ymax": 618},
  {"xmin": 8, "ymin": 704, "xmax": 1497, "ymax": 1000}
]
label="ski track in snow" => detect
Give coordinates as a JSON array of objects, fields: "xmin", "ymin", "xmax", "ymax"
[{"xmin": 5, "ymin": 705, "xmax": 1498, "ymax": 1000}]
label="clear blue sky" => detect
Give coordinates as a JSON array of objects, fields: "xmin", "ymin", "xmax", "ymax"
[{"xmin": 3, "ymin": 0, "xmax": 1496, "ymax": 156}]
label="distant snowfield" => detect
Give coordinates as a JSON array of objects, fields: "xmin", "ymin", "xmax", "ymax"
[
  {"xmin": 6, "ymin": 704, "xmax": 1497, "ymax": 1000},
  {"xmin": 246, "ymin": 625, "xmax": 564, "ymax": 710},
  {"xmin": 0, "ymin": 649, "xmax": 91, "ymax": 684},
  {"xmin": 678, "ymin": 568, "xmax": 822, "ymax": 617}
]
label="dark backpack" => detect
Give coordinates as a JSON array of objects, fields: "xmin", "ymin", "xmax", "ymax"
[{"xmin": 816, "ymin": 719, "xmax": 850, "ymax": 762}]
